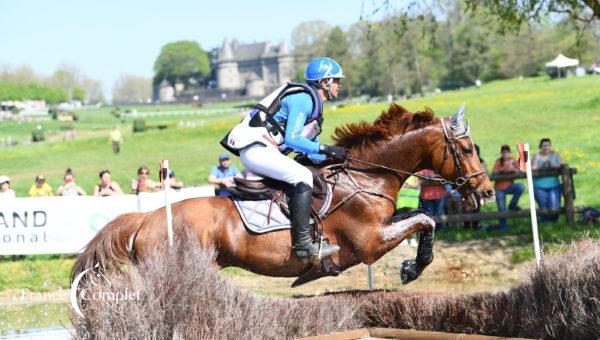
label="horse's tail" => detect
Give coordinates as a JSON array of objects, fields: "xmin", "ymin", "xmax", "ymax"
[{"xmin": 71, "ymin": 212, "xmax": 146, "ymax": 283}]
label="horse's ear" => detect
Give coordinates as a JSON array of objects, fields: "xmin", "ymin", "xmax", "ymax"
[{"xmin": 450, "ymin": 102, "xmax": 466, "ymax": 134}]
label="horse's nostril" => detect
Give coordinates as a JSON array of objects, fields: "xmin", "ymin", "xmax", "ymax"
[{"xmin": 485, "ymin": 189, "xmax": 495, "ymax": 198}]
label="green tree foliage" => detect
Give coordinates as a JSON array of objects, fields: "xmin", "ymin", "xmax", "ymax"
[
  {"xmin": 72, "ymin": 86, "xmax": 86, "ymax": 102},
  {"xmin": 292, "ymin": 0, "xmax": 600, "ymax": 97},
  {"xmin": 464, "ymin": 0, "xmax": 600, "ymax": 29},
  {"xmin": 291, "ymin": 21, "xmax": 332, "ymax": 60},
  {"xmin": 153, "ymin": 41, "xmax": 210, "ymax": 86},
  {"xmin": 0, "ymin": 82, "xmax": 68, "ymax": 104}
]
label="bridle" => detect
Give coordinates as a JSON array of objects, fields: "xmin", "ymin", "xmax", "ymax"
[
  {"xmin": 440, "ymin": 117, "xmax": 487, "ymax": 194},
  {"xmin": 319, "ymin": 117, "xmax": 488, "ymax": 220}
]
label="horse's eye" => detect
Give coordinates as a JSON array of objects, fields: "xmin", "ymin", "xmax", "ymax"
[{"xmin": 462, "ymin": 147, "xmax": 472, "ymax": 154}]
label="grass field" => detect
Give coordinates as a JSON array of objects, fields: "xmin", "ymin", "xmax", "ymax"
[
  {"xmin": 2, "ymin": 75, "xmax": 599, "ymax": 205},
  {"xmin": 1, "ymin": 75, "xmax": 600, "ymax": 296}
]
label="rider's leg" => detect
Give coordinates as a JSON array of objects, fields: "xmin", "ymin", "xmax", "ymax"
[{"xmin": 240, "ymin": 145, "xmax": 339, "ymax": 260}]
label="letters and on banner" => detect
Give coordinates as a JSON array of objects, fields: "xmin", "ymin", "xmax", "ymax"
[{"xmin": 0, "ymin": 186, "xmax": 214, "ymax": 255}]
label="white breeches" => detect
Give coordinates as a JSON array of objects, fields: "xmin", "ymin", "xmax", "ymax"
[{"xmin": 240, "ymin": 144, "xmax": 313, "ymax": 188}]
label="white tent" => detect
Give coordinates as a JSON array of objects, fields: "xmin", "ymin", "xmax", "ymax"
[
  {"xmin": 545, "ymin": 54, "xmax": 579, "ymax": 78},
  {"xmin": 545, "ymin": 54, "xmax": 579, "ymax": 68}
]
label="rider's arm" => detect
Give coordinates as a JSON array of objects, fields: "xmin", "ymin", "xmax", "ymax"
[
  {"xmin": 306, "ymin": 136, "xmax": 326, "ymax": 161},
  {"xmin": 283, "ymin": 94, "xmax": 321, "ymax": 154}
]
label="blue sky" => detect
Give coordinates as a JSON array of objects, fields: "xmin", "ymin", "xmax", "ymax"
[{"xmin": 0, "ymin": 0, "xmax": 380, "ymax": 96}]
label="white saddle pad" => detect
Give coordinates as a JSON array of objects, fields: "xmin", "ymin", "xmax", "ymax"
[{"xmin": 231, "ymin": 183, "xmax": 332, "ymax": 234}]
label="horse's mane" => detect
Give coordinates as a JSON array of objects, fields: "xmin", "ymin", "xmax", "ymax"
[{"xmin": 333, "ymin": 103, "xmax": 437, "ymax": 149}]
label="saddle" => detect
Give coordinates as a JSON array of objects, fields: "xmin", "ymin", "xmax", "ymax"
[
  {"xmin": 228, "ymin": 167, "xmax": 330, "ymax": 219},
  {"xmin": 229, "ymin": 167, "xmax": 328, "ymax": 200}
]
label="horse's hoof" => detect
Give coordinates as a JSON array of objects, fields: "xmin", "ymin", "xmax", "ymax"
[{"xmin": 400, "ymin": 259, "xmax": 420, "ymax": 284}]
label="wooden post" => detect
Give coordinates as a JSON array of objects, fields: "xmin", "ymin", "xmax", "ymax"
[
  {"xmin": 367, "ymin": 265, "xmax": 374, "ymax": 290},
  {"xmin": 561, "ymin": 164, "xmax": 575, "ymax": 227},
  {"xmin": 160, "ymin": 160, "xmax": 174, "ymax": 248}
]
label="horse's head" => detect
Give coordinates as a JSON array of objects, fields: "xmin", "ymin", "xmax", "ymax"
[{"xmin": 429, "ymin": 103, "xmax": 495, "ymax": 207}]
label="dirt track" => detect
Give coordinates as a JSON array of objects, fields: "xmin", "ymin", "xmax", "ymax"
[{"xmin": 224, "ymin": 236, "xmax": 532, "ymax": 297}]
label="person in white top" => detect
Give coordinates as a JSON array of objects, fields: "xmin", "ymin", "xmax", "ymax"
[{"xmin": 0, "ymin": 176, "xmax": 16, "ymax": 199}]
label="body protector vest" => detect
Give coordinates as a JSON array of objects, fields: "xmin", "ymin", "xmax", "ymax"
[{"xmin": 220, "ymin": 83, "xmax": 323, "ymax": 156}]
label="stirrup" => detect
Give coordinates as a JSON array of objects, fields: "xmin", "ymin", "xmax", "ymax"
[{"xmin": 309, "ymin": 236, "xmax": 340, "ymax": 264}]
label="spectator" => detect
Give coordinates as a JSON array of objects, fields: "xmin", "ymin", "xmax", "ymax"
[
  {"xmin": 29, "ymin": 175, "xmax": 53, "ymax": 197},
  {"xmin": 208, "ymin": 152, "xmax": 242, "ymax": 197},
  {"xmin": 418, "ymin": 169, "xmax": 446, "ymax": 231},
  {"xmin": 396, "ymin": 176, "xmax": 420, "ymax": 213},
  {"xmin": 444, "ymin": 184, "xmax": 462, "ymax": 229},
  {"xmin": 492, "ymin": 144, "xmax": 525, "ymax": 230},
  {"xmin": 131, "ymin": 165, "xmax": 157, "ymax": 194},
  {"xmin": 166, "ymin": 170, "xmax": 184, "ymax": 189},
  {"xmin": 109, "ymin": 126, "xmax": 123, "ymax": 154},
  {"xmin": 56, "ymin": 168, "xmax": 86, "ymax": 196},
  {"xmin": 93, "ymin": 169, "xmax": 123, "ymax": 196},
  {"xmin": 396, "ymin": 176, "xmax": 421, "ymax": 247},
  {"xmin": 464, "ymin": 144, "xmax": 487, "ymax": 230},
  {"xmin": 0, "ymin": 176, "xmax": 16, "ymax": 199},
  {"xmin": 532, "ymin": 138, "xmax": 563, "ymax": 223}
]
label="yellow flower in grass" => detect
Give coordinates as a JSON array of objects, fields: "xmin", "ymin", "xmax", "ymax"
[{"xmin": 588, "ymin": 161, "xmax": 600, "ymax": 169}]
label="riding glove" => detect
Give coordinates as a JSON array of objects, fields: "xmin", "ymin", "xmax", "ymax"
[{"xmin": 319, "ymin": 145, "xmax": 347, "ymax": 162}]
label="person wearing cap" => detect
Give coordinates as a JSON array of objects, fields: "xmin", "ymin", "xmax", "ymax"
[
  {"xmin": 208, "ymin": 153, "xmax": 241, "ymax": 197},
  {"xmin": 0, "ymin": 176, "xmax": 16, "ymax": 199},
  {"xmin": 492, "ymin": 144, "xmax": 525, "ymax": 230},
  {"xmin": 167, "ymin": 170, "xmax": 184, "ymax": 190},
  {"xmin": 29, "ymin": 175, "xmax": 53, "ymax": 197}
]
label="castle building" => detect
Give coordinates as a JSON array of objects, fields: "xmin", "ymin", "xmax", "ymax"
[
  {"xmin": 214, "ymin": 39, "xmax": 295, "ymax": 97},
  {"xmin": 153, "ymin": 39, "xmax": 296, "ymax": 102}
]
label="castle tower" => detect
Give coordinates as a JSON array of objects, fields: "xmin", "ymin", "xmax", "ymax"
[
  {"xmin": 216, "ymin": 39, "xmax": 240, "ymax": 90},
  {"xmin": 276, "ymin": 41, "xmax": 294, "ymax": 84}
]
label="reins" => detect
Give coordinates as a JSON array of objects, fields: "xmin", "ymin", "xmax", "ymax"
[{"xmin": 317, "ymin": 116, "xmax": 488, "ymax": 225}]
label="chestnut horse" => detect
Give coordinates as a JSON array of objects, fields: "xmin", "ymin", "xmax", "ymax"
[{"xmin": 72, "ymin": 103, "xmax": 494, "ymax": 287}]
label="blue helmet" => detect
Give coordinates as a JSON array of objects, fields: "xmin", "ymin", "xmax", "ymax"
[{"xmin": 304, "ymin": 57, "xmax": 345, "ymax": 82}]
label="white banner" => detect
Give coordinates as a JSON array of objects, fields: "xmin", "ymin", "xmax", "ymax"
[{"xmin": 0, "ymin": 186, "xmax": 215, "ymax": 255}]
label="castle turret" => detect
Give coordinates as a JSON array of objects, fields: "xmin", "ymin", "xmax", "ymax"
[{"xmin": 216, "ymin": 39, "xmax": 240, "ymax": 90}]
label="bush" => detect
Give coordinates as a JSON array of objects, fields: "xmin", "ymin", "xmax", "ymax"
[
  {"xmin": 49, "ymin": 108, "xmax": 58, "ymax": 120},
  {"xmin": 71, "ymin": 233, "xmax": 362, "ymax": 338},
  {"xmin": 132, "ymin": 119, "xmax": 146, "ymax": 133},
  {"xmin": 31, "ymin": 126, "xmax": 45, "ymax": 142},
  {"xmin": 70, "ymin": 234, "xmax": 600, "ymax": 339}
]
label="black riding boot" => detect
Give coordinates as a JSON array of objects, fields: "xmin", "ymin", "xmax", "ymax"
[{"xmin": 291, "ymin": 182, "xmax": 340, "ymax": 261}]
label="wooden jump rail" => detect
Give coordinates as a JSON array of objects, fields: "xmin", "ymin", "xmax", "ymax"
[
  {"xmin": 301, "ymin": 327, "xmax": 533, "ymax": 339},
  {"xmin": 424, "ymin": 164, "xmax": 578, "ymax": 227}
]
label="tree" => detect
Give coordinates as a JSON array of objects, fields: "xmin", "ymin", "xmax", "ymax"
[
  {"xmin": 153, "ymin": 41, "xmax": 210, "ymax": 86},
  {"xmin": 47, "ymin": 64, "xmax": 82, "ymax": 97},
  {"xmin": 72, "ymin": 86, "xmax": 86, "ymax": 102},
  {"xmin": 325, "ymin": 27, "xmax": 354, "ymax": 97},
  {"xmin": 291, "ymin": 21, "xmax": 332, "ymax": 59},
  {"xmin": 0, "ymin": 65, "xmax": 39, "ymax": 84},
  {"xmin": 464, "ymin": 0, "xmax": 600, "ymax": 29},
  {"xmin": 112, "ymin": 74, "xmax": 152, "ymax": 105},
  {"xmin": 80, "ymin": 77, "xmax": 105, "ymax": 104}
]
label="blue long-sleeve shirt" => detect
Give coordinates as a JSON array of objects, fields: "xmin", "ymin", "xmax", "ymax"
[{"xmin": 272, "ymin": 92, "xmax": 325, "ymax": 161}]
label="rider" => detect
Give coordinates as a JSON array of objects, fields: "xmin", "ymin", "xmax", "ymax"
[{"xmin": 222, "ymin": 57, "xmax": 347, "ymax": 261}]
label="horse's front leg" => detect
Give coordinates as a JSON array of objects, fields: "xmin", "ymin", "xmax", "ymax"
[{"xmin": 364, "ymin": 212, "xmax": 436, "ymax": 284}]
